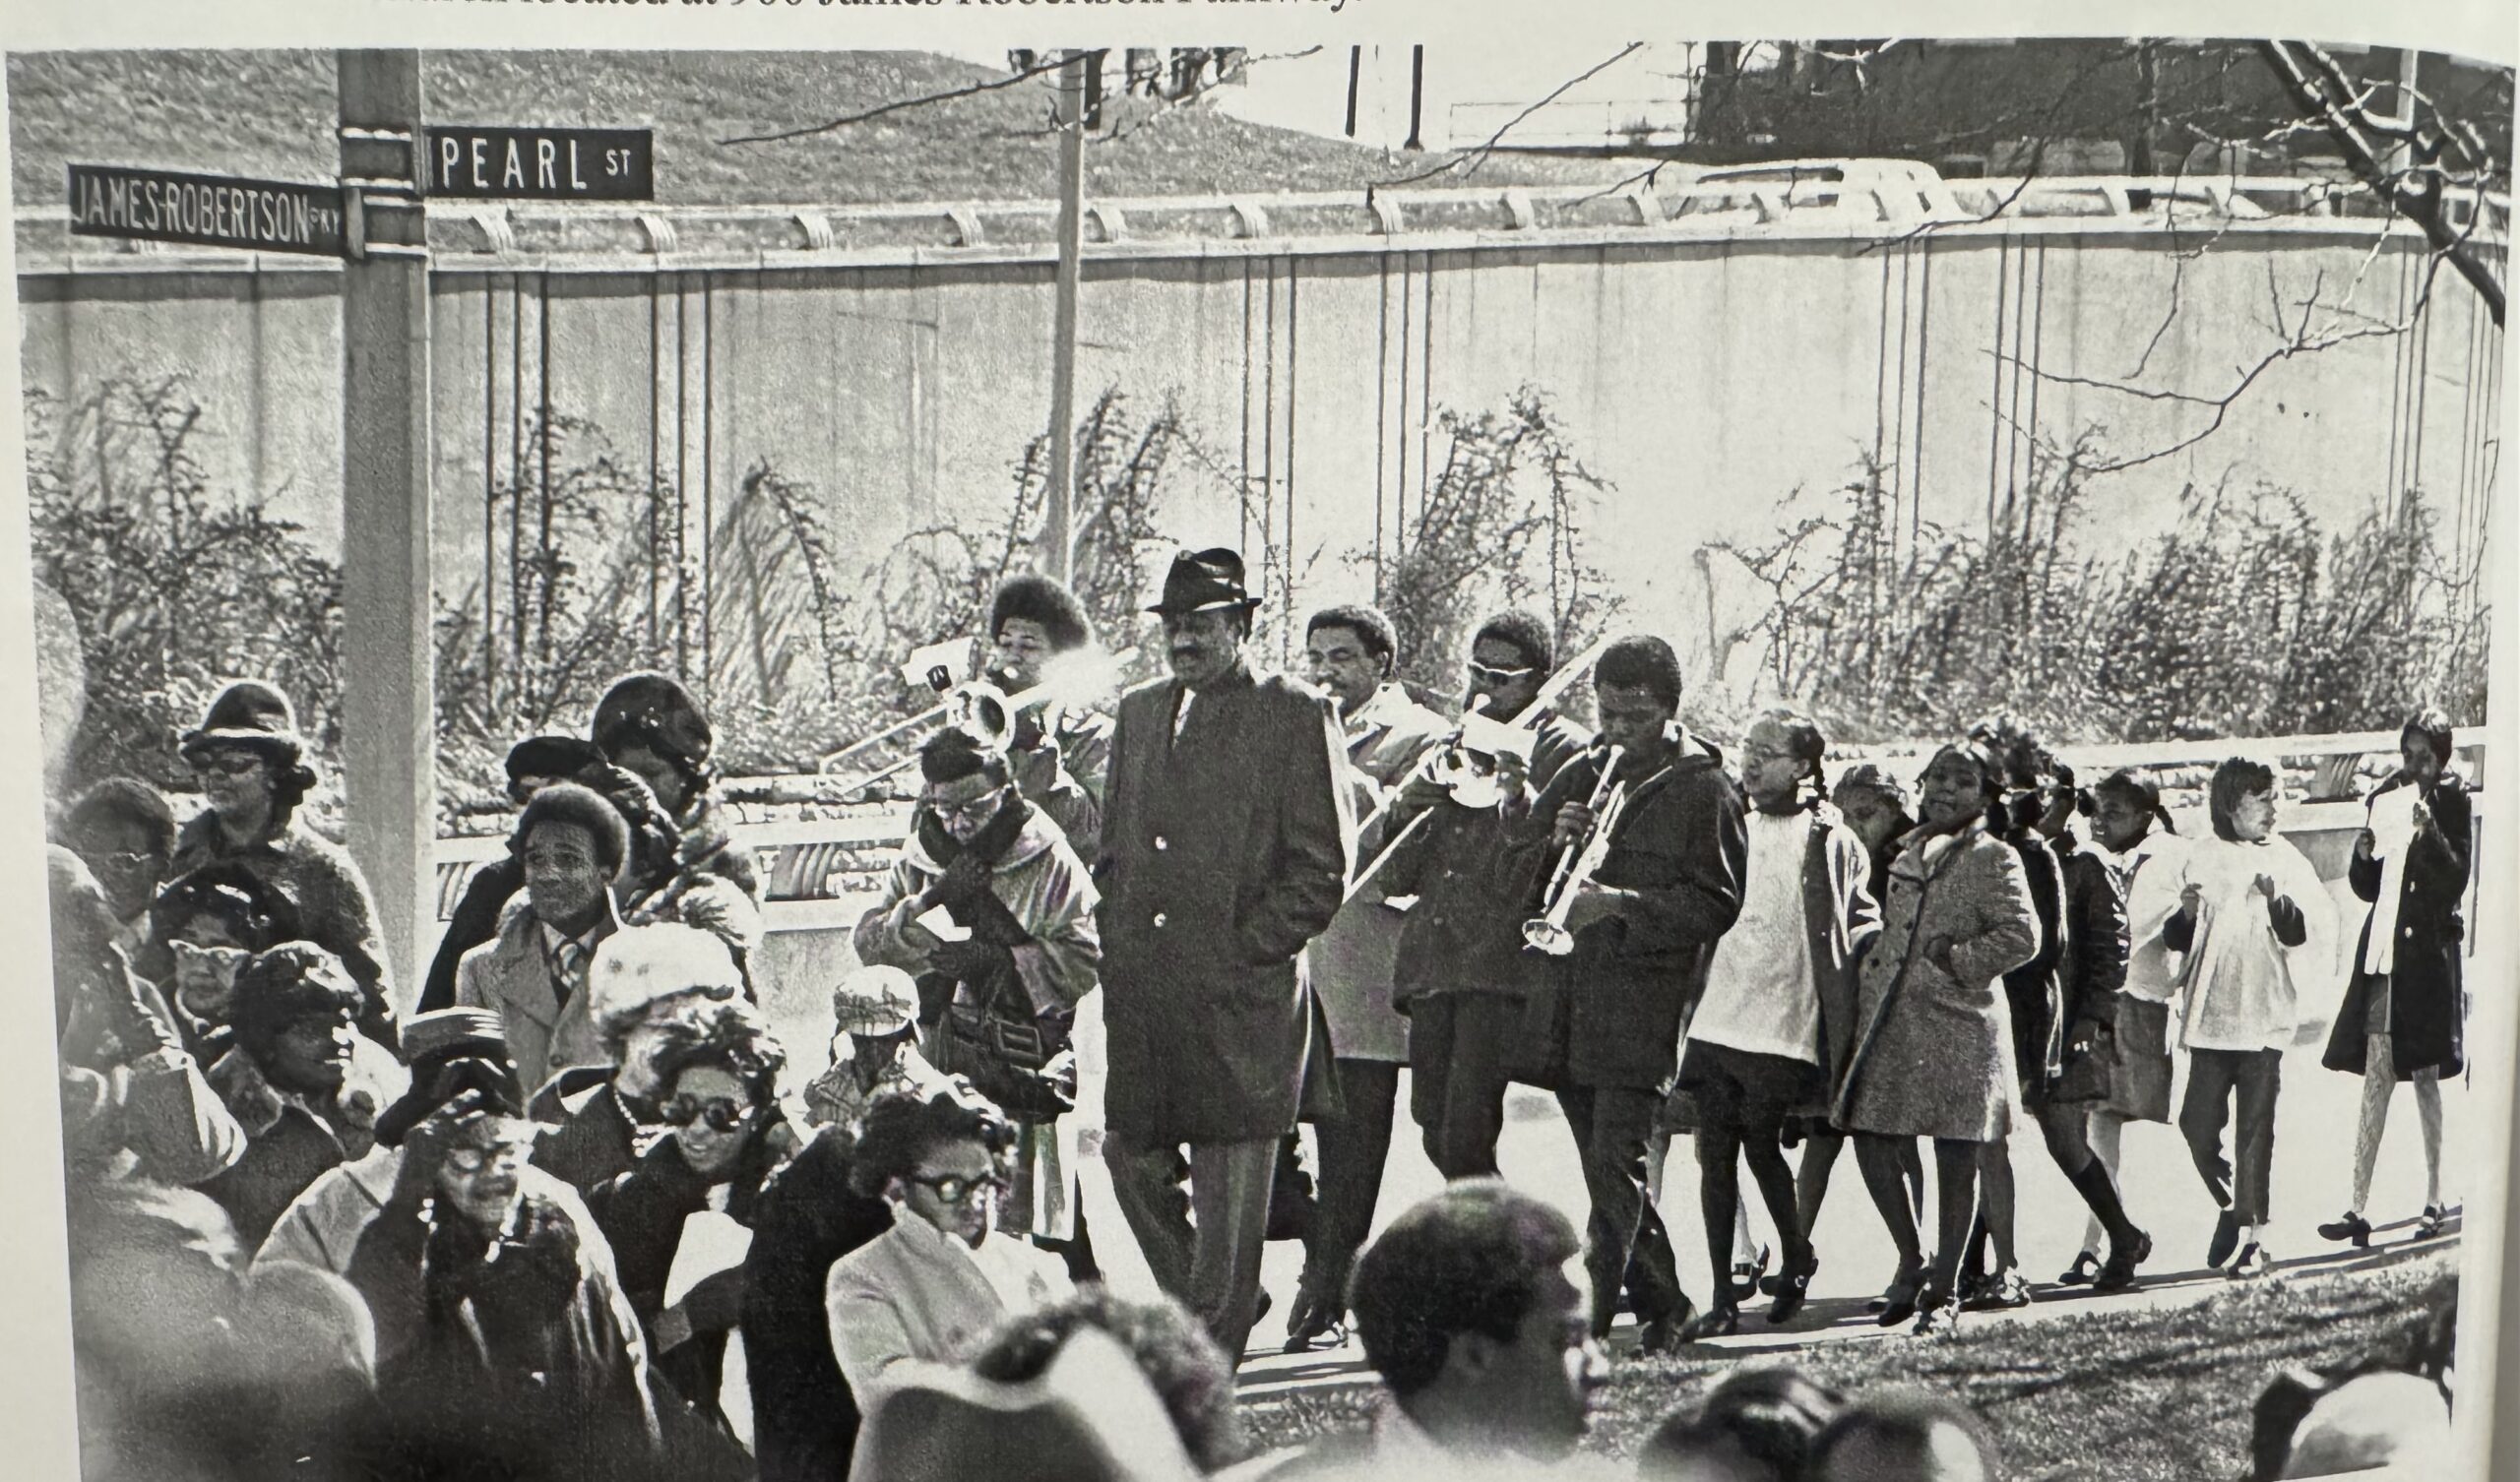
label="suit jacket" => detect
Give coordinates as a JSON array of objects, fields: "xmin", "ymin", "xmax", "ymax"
[
  {"xmin": 454, "ymin": 901, "xmax": 617, "ymax": 1094},
  {"xmin": 1095, "ymin": 660, "xmax": 1356, "ymax": 1146},
  {"xmin": 1310, "ymin": 683, "xmax": 1452, "ymax": 1063}
]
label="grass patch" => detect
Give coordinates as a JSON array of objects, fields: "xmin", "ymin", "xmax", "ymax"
[{"xmin": 1239, "ymin": 1250, "xmax": 2460, "ymax": 1481}]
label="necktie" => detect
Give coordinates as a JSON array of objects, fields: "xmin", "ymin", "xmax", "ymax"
[
  {"xmin": 1172, "ymin": 691, "xmax": 1194, "ymax": 745},
  {"xmin": 552, "ymin": 937, "xmax": 591, "ymax": 1006}
]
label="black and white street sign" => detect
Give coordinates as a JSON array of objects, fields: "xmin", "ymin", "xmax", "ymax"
[
  {"xmin": 422, "ymin": 126, "xmax": 655, "ymax": 201},
  {"xmin": 68, "ymin": 163, "xmax": 349, "ymax": 256}
]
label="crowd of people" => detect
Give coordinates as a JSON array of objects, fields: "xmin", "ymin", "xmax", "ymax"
[{"xmin": 46, "ymin": 544, "xmax": 2473, "ymax": 1479}]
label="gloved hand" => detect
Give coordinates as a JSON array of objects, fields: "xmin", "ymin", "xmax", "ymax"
[
  {"xmin": 923, "ymin": 853, "xmax": 994, "ymax": 912},
  {"xmin": 930, "ymin": 937, "xmax": 1013, "ymax": 983}
]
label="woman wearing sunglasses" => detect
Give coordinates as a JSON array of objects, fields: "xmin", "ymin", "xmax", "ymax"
[
  {"xmin": 826, "ymin": 1087, "xmax": 1074, "ymax": 1478},
  {"xmin": 146, "ymin": 861, "xmax": 302, "ymax": 1057},
  {"xmin": 586, "ymin": 999, "xmax": 791, "ymax": 1451}
]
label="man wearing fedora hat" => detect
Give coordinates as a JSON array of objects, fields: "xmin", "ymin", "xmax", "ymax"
[
  {"xmin": 156, "ymin": 680, "xmax": 399, "ymax": 1051},
  {"xmin": 1097, "ymin": 547, "xmax": 1355, "ymax": 1365}
]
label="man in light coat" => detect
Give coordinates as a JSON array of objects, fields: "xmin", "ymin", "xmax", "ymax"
[
  {"xmin": 454, "ymin": 782, "xmax": 631, "ymax": 1092},
  {"xmin": 1285, "ymin": 602, "xmax": 1450, "ymax": 1349},
  {"xmin": 1097, "ymin": 547, "xmax": 1355, "ymax": 1365}
]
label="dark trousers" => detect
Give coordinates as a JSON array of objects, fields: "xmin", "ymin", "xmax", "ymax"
[
  {"xmin": 1556, "ymin": 1083, "xmax": 1686, "ymax": 1333},
  {"xmin": 1306, "ymin": 1057, "xmax": 1400, "ymax": 1299},
  {"xmin": 1410, "ymin": 994, "xmax": 1522, "ymax": 1178},
  {"xmin": 2179, "ymin": 1047, "xmax": 2283, "ymax": 1225},
  {"xmin": 1108, "ymin": 1137, "xmax": 1279, "ymax": 1364}
]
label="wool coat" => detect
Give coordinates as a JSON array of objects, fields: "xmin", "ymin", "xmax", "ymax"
[
  {"xmin": 1505, "ymin": 734, "xmax": 1749, "ymax": 1092},
  {"xmin": 1095, "ymin": 661, "xmax": 1355, "ymax": 1147},
  {"xmin": 1998, "ymin": 834, "xmax": 2071, "ymax": 1092},
  {"xmin": 1779, "ymin": 802, "xmax": 1885, "ymax": 1118},
  {"xmin": 1309, "ymin": 682, "xmax": 1452, "ymax": 1063},
  {"xmin": 159, "ymin": 810, "xmax": 398, "ymax": 1049},
  {"xmin": 1381, "ymin": 709, "xmax": 1590, "ymax": 1007},
  {"xmin": 739, "ymin": 1126, "xmax": 895, "ymax": 1482},
  {"xmin": 199, "ymin": 1041, "xmax": 399, "ymax": 1245},
  {"xmin": 454, "ymin": 900, "xmax": 619, "ymax": 1094},
  {"xmin": 1834, "ymin": 822, "xmax": 2041, "ymax": 1142},
  {"xmin": 2326, "ymin": 772, "xmax": 2472, "ymax": 1080},
  {"xmin": 587, "ymin": 1118, "xmax": 789, "ymax": 1432}
]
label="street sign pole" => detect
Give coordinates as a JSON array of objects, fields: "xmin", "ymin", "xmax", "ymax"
[
  {"xmin": 1040, "ymin": 50, "xmax": 1088, "ymax": 587},
  {"xmin": 338, "ymin": 49, "xmax": 435, "ymax": 1007}
]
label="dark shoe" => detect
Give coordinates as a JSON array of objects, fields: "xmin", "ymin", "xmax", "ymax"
[
  {"xmin": 2092, "ymin": 1229, "xmax": 2152, "ymax": 1294},
  {"xmin": 1280, "ymin": 1277, "xmax": 1344, "ymax": 1353},
  {"xmin": 1729, "ymin": 1244, "xmax": 1772, "ymax": 1304},
  {"xmin": 1876, "ymin": 1262, "xmax": 1925, "ymax": 1328},
  {"xmin": 1758, "ymin": 1272, "xmax": 1788, "ymax": 1298},
  {"xmin": 1954, "ymin": 1266, "xmax": 1988, "ymax": 1308},
  {"xmin": 2207, "ymin": 1208, "xmax": 2240, "ymax": 1268},
  {"xmin": 1768, "ymin": 1252, "xmax": 1818, "ymax": 1325},
  {"xmin": 2413, "ymin": 1204, "xmax": 2452, "ymax": 1241},
  {"xmin": 2055, "ymin": 1250, "xmax": 2102, "ymax": 1286},
  {"xmin": 1633, "ymin": 1297, "xmax": 1697, "ymax": 1357},
  {"xmin": 2315, "ymin": 1211, "xmax": 2372, "ymax": 1248},
  {"xmin": 2227, "ymin": 1242, "xmax": 2274, "ymax": 1279},
  {"xmin": 1963, "ymin": 1268, "xmax": 2032, "ymax": 1312},
  {"xmin": 1911, "ymin": 1289, "xmax": 1961, "ymax": 1338},
  {"xmin": 1677, "ymin": 1304, "xmax": 1741, "ymax": 1342}
]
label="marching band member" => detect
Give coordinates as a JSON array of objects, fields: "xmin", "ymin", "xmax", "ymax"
[
  {"xmin": 1382, "ymin": 610, "xmax": 1589, "ymax": 1182},
  {"xmin": 1097, "ymin": 547, "xmax": 1354, "ymax": 1366},
  {"xmin": 1504, "ymin": 635, "xmax": 1746, "ymax": 1353},
  {"xmin": 1285, "ymin": 603, "xmax": 1451, "ymax": 1350},
  {"xmin": 986, "ymin": 572, "xmax": 1118, "ymax": 862}
]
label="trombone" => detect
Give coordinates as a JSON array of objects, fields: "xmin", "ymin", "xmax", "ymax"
[{"xmin": 1522, "ymin": 745, "xmax": 1628, "ymax": 956}]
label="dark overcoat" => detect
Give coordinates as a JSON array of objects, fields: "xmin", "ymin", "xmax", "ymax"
[
  {"xmin": 2325, "ymin": 772, "xmax": 2472, "ymax": 1081},
  {"xmin": 1505, "ymin": 735, "xmax": 1749, "ymax": 1092},
  {"xmin": 1095, "ymin": 660, "xmax": 1355, "ymax": 1147}
]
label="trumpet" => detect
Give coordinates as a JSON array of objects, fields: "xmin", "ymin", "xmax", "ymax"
[{"xmin": 1522, "ymin": 745, "xmax": 1628, "ymax": 957}]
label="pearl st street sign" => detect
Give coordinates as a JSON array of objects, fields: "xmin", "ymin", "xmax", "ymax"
[
  {"xmin": 68, "ymin": 163, "xmax": 349, "ymax": 257},
  {"xmin": 422, "ymin": 126, "xmax": 655, "ymax": 201}
]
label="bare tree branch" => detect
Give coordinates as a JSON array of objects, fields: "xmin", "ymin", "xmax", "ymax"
[
  {"xmin": 2257, "ymin": 39, "xmax": 2505, "ymax": 326},
  {"xmin": 1375, "ymin": 42, "xmax": 1647, "ymax": 191}
]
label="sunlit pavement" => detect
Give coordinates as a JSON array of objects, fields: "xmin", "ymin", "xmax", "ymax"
[{"xmin": 1232, "ymin": 1046, "xmax": 2478, "ymax": 1397}]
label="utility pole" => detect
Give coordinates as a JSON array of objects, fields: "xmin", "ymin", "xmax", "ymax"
[
  {"xmin": 337, "ymin": 50, "xmax": 435, "ymax": 998},
  {"xmin": 1040, "ymin": 50, "xmax": 1089, "ymax": 586}
]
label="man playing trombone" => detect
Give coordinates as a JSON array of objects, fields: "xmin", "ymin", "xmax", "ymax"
[
  {"xmin": 985, "ymin": 574, "xmax": 1117, "ymax": 862},
  {"xmin": 1504, "ymin": 634, "xmax": 1747, "ymax": 1353}
]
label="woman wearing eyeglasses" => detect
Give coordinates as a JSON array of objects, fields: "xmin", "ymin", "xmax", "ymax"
[
  {"xmin": 154, "ymin": 680, "xmax": 400, "ymax": 1052},
  {"xmin": 145, "ymin": 861, "xmax": 303, "ymax": 1057},
  {"xmin": 826, "ymin": 1087, "xmax": 1075, "ymax": 1476},
  {"xmin": 586, "ymin": 999, "xmax": 791, "ymax": 1460}
]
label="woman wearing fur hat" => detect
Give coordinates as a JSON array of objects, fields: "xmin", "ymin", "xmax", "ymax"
[
  {"xmin": 530, "ymin": 922, "xmax": 753, "ymax": 1195},
  {"xmin": 987, "ymin": 572, "xmax": 1118, "ymax": 861},
  {"xmin": 157, "ymin": 680, "xmax": 399, "ymax": 1052},
  {"xmin": 854, "ymin": 725, "xmax": 1102, "ymax": 1246},
  {"xmin": 199, "ymin": 941, "xmax": 409, "ymax": 1245}
]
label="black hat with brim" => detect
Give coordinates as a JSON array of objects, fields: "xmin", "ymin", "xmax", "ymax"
[{"xmin": 1146, "ymin": 547, "xmax": 1264, "ymax": 617}]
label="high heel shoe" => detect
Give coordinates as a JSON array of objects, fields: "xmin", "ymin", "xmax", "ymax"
[
  {"xmin": 2413, "ymin": 1204, "xmax": 2451, "ymax": 1241},
  {"xmin": 1768, "ymin": 1250, "xmax": 1818, "ymax": 1325},
  {"xmin": 1728, "ymin": 1244, "xmax": 1773, "ymax": 1304},
  {"xmin": 1677, "ymin": 1304, "xmax": 1741, "ymax": 1342},
  {"xmin": 2314, "ymin": 1211, "xmax": 2372, "ymax": 1248},
  {"xmin": 2092, "ymin": 1230, "xmax": 2152, "ymax": 1294}
]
